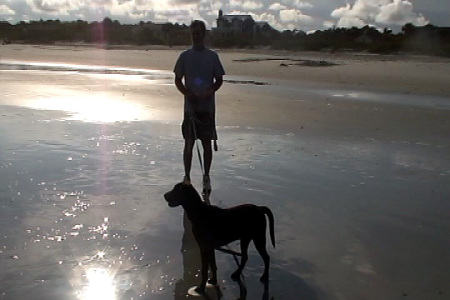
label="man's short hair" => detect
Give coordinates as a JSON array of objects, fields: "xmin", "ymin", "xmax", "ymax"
[{"xmin": 190, "ymin": 20, "xmax": 206, "ymax": 33}]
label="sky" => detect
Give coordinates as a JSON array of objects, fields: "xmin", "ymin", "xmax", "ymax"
[{"xmin": 0, "ymin": 0, "xmax": 448, "ymax": 32}]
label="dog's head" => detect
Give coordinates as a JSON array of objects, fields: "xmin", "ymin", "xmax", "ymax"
[{"xmin": 164, "ymin": 182, "xmax": 195, "ymax": 207}]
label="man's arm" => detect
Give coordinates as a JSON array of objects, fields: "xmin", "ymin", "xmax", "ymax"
[
  {"xmin": 175, "ymin": 76, "xmax": 196, "ymax": 99},
  {"xmin": 201, "ymin": 76, "xmax": 223, "ymax": 98},
  {"xmin": 175, "ymin": 76, "xmax": 187, "ymax": 96},
  {"xmin": 211, "ymin": 76, "xmax": 223, "ymax": 93}
]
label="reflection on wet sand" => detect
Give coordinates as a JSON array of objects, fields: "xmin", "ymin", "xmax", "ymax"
[
  {"xmin": 80, "ymin": 267, "xmax": 117, "ymax": 300},
  {"xmin": 175, "ymin": 213, "xmax": 218, "ymax": 299},
  {"xmin": 0, "ymin": 62, "xmax": 177, "ymax": 124},
  {"xmin": 0, "ymin": 61, "xmax": 173, "ymax": 80},
  {"xmin": 2, "ymin": 81, "xmax": 158, "ymax": 123},
  {"xmin": 24, "ymin": 92, "xmax": 150, "ymax": 123},
  {"xmin": 1, "ymin": 53, "xmax": 449, "ymax": 299},
  {"xmin": 236, "ymin": 279, "xmax": 272, "ymax": 300}
]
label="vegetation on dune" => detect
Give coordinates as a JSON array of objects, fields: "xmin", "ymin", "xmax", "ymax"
[{"xmin": 1, "ymin": 18, "xmax": 449, "ymax": 56}]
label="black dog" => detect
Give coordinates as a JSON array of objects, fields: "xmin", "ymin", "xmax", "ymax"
[{"xmin": 164, "ymin": 182, "xmax": 275, "ymax": 294}]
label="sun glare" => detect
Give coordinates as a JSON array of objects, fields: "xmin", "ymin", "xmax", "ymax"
[
  {"xmin": 22, "ymin": 92, "xmax": 151, "ymax": 123},
  {"xmin": 63, "ymin": 95, "xmax": 148, "ymax": 123},
  {"xmin": 81, "ymin": 268, "xmax": 116, "ymax": 300}
]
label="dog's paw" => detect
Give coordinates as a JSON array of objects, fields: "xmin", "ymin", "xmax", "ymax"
[
  {"xmin": 208, "ymin": 278, "xmax": 218, "ymax": 286},
  {"xmin": 194, "ymin": 286, "xmax": 206, "ymax": 294},
  {"xmin": 231, "ymin": 270, "xmax": 241, "ymax": 281},
  {"xmin": 260, "ymin": 273, "xmax": 269, "ymax": 283}
]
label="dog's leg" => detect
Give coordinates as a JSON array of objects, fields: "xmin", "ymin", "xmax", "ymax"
[
  {"xmin": 254, "ymin": 234, "xmax": 270, "ymax": 282},
  {"xmin": 195, "ymin": 247, "xmax": 210, "ymax": 294},
  {"xmin": 208, "ymin": 249, "xmax": 218, "ymax": 285},
  {"xmin": 231, "ymin": 238, "xmax": 250, "ymax": 281}
]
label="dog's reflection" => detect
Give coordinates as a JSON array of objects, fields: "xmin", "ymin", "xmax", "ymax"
[
  {"xmin": 235, "ymin": 278, "xmax": 273, "ymax": 300},
  {"xmin": 174, "ymin": 213, "xmax": 273, "ymax": 300},
  {"xmin": 174, "ymin": 213, "xmax": 221, "ymax": 299}
]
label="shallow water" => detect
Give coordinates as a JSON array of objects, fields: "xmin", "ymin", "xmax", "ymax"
[{"xmin": 1, "ymin": 63, "xmax": 449, "ymax": 300}]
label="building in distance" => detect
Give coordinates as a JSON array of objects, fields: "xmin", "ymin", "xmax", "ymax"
[{"xmin": 215, "ymin": 10, "xmax": 276, "ymax": 37}]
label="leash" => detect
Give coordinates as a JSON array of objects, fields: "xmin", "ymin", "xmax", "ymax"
[
  {"xmin": 189, "ymin": 110, "xmax": 211, "ymax": 205},
  {"xmin": 190, "ymin": 113, "xmax": 206, "ymax": 178},
  {"xmin": 188, "ymin": 106, "xmax": 243, "ymax": 273}
]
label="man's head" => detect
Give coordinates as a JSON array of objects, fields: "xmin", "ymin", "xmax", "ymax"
[{"xmin": 190, "ymin": 20, "xmax": 206, "ymax": 49}]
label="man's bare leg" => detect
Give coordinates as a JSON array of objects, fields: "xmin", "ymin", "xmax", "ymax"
[
  {"xmin": 201, "ymin": 139, "xmax": 212, "ymax": 177},
  {"xmin": 201, "ymin": 140, "xmax": 213, "ymax": 199},
  {"xmin": 183, "ymin": 138, "xmax": 195, "ymax": 184}
]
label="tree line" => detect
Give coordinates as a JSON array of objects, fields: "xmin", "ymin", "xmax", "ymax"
[{"xmin": 1, "ymin": 18, "xmax": 449, "ymax": 56}]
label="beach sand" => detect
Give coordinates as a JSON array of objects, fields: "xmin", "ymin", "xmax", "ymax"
[{"xmin": 0, "ymin": 44, "xmax": 449, "ymax": 300}]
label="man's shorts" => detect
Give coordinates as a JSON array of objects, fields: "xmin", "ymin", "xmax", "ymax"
[{"xmin": 182, "ymin": 112, "xmax": 217, "ymax": 141}]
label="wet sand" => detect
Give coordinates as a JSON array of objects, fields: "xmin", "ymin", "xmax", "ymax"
[{"xmin": 0, "ymin": 45, "xmax": 450, "ymax": 300}]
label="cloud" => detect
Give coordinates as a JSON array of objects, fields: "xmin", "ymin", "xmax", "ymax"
[
  {"xmin": 331, "ymin": 2, "xmax": 378, "ymax": 20},
  {"xmin": 0, "ymin": 4, "xmax": 15, "ymax": 15},
  {"xmin": 1, "ymin": 0, "xmax": 435, "ymax": 34},
  {"xmin": 22, "ymin": 0, "xmax": 157, "ymax": 21},
  {"xmin": 89, "ymin": 0, "xmax": 114, "ymax": 4},
  {"xmin": 109, "ymin": 1, "xmax": 147, "ymax": 19},
  {"xmin": 256, "ymin": 12, "xmax": 277, "ymax": 23},
  {"xmin": 331, "ymin": 0, "xmax": 428, "ymax": 28},
  {"xmin": 229, "ymin": 0, "xmax": 263, "ymax": 10},
  {"xmin": 335, "ymin": 16, "xmax": 366, "ymax": 28},
  {"xmin": 84, "ymin": 0, "xmax": 156, "ymax": 22},
  {"xmin": 376, "ymin": 0, "xmax": 427, "ymax": 25},
  {"xmin": 28, "ymin": 0, "xmax": 70, "ymax": 13},
  {"xmin": 330, "ymin": 4, "xmax": 350, "ymax": 19},
  {"xmin": 279, "ymin": 9, "xmax": 312, "ymax": 23},
  {"xmin": 289, "ymin": 0, "xmax": 313, "ymax": 10},
  {"xmin": 323, "ymin": 20, "xmax": 334, "ymax": 28},
  {"xmin": 279, "ymin": 0, "xmax": 312, "ymax": 9},
  {"xmin": 169, "ymin": 0, "xmax": 199, "ymax": 5},
  {"xmin": 254, "ymin": 11, "xmax": 281, "ymax": 28},
  {"xmin": 268, "ymin": 3, "xmax": 287, "ymax": 11}
]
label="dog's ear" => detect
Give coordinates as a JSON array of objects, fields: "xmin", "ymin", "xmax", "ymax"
[
  {"xmin": 174, "ymin": 182, "xmax": 185, "ymax": 190},
  {"xmin": 179, "ymin": 181, "xmax": 192, "ymax": 194},
  {"xmin": 179, "ymin": 182, "xmax": 196, "ymax": 197}
]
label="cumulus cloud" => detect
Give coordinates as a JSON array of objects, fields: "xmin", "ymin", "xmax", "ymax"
[
  {"xmin": 281, "ymin": 0, "xmax": 313, "ymax": 9},
  {"xmin": 335, "ymin": 16, "xmax": 366, "ymax": 28},
  {"xmin": 169, "ymin": 0, "xmax": 199, "ymax": 5},
  {"xmin": 0, "ymin": 4, "xmax": 15, "ymax": 15},
  {"xmin": 22, "ymin": 0, "xmax": 157, "ymax": 21},
  {"xmin": 279, "ymin": 9, "xmax": 312, "ymax": 23},
  {"xmin": 229, "ymin": 0, "xmax": 263, "ymax": 10},
  {"xmin": 323, "ymin": 20, "xmax": 334, "ymax": 28},
  {"xmin": 331, "ymin": 0, "xmax": 428, "ymax": 28},
  {"xmin": 268, "ymin": 3, "xmax": 287, "ymax": 11},
  {"xmin": 256, "ymin": 12, "xmax": 277, "ymax": 23},
  {"xmin": 109, "ymin": 1, "xmax": 145, "ymax": 19},
  {"xmin": 1, "ymin": 0, "xmax": 435, "ymax": 33},
  {"xmin": 254, "ymin": 11, "xmax": 282, "ymax": 28},
  {"xmin": 28, "ymin": 0, "xmax": 71, "ymax": 13},
  {"xmin": 376, "ymin": 0, "xmax": 427, "ymax": 25}
]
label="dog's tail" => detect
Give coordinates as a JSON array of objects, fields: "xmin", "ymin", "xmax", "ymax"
[{"xmin": 261, "ymin": 206, "xmax": 275, "ymax": 248}]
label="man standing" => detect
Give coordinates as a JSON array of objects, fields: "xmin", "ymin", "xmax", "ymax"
[{"xmin": 173, "ymin": 20, "xmax": 225, "ymax": 197}]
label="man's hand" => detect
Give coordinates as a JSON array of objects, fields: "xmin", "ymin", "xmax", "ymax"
[
  {"xmin": 197, "ymin": 77, "xmax": 223, "ymax": 99},
  {"xmin": 196, "ymin": 88, "xmax": 214, "ymax": 99},
  {"xmin": 185, "ymin": 90, "xmax": 198, "ymax": 101},
  {"xmin": 175, "ymin": 76, "xmax": 223, "ymax": 100},
  {"xmin": 175, "ymin": 76, "xmax": 197, "ymax": 100}
]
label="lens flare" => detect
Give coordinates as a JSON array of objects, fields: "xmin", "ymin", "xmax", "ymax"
[{"xmin": 81, "ymin": 267, "xmax": 116, "ymax": 300}]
